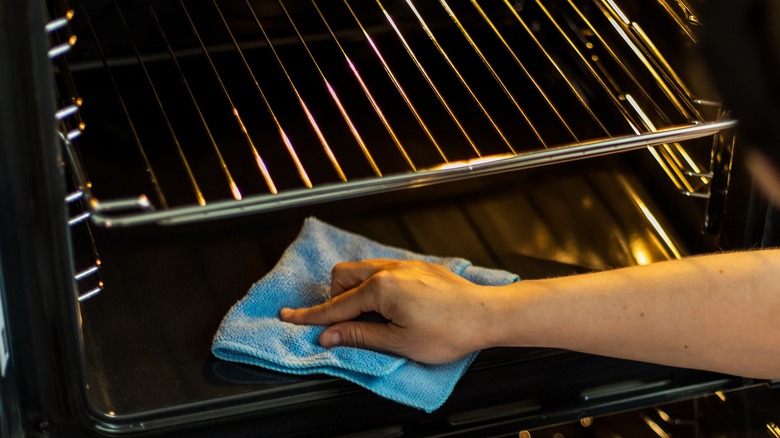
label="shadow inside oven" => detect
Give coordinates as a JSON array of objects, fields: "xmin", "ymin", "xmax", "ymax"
[{"xmin": 75, "ymin": 158, "xmax": 741, "ymax": 435}]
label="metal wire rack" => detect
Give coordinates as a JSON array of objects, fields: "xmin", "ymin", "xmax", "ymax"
[{"xmin": 49, "ymin": 0, "xmax": 735, "ymax": 227}]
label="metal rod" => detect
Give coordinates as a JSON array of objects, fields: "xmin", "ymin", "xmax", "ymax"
[
  {"xmin": 179, "ymin": 1, "xmax": 278, "ymax": 194},
  {"xmin": 654, "ymin": 0, "xmax": 699, "ymax": 42},
  {"xmin": 145, "ymin": 0, "xmax": 242, "ymax": 201},
  {"xmin": 79, "ymin": 0, "xmax": 188, "ymax": 207},
  {"xmin": 65, "ymin": 128, "xmax": 82, "ymax": 141},
  {"xmin": 46, "ymin": 11, "xmax": 73, "ymax": 33},
  {"xmin": 502, "ymin": 0, "xmax": 611, "ymax": 136},
  {"xmin": 311, "ymin": 0, "xmax": 416, "ymax": 172},
  {"xmin": 78, "ymin": 285, "xmax": 103, "ymax": 302},
  {"xmin": 375, "ymin": 0, "xmax": 480, "ymax": 157},
  {"xmin": 59, "ymin": 131, "xmax": 91, "ymax": 199},
  {"xmin": 212, "ymin": 0, "xmax": 311, "ymax": 189},
  {"xmin": 68, "ymin": 211, "xmax": 91, "ymax": 226},
  {"xmin": 403, "ymin": 0, "xmax": 517, "ymax": 153},
  {"xmin": 92, "ymin": 196, "xmax": 153, "ymax": 213},
  {"xmin": 48, "ymin": 39, "xmax": 74, "ymax": 59},
  {"xmin": 55, "ymin": 103, "xmax": 79, "ymax": 121},
  {"xmin": 74, "ymin": 264, "xmax": 100, "ymax": 281},
  {"xmin": 588, "ymin": 0, "xmax": 700, "ymax": 121},
  {"xmin": 88, "ymin": 121, "xmax": 737, "ymax": 228},
  {"xmin": 631, "ymin": 22, "xmax": 696, "ymax": 100},
  {"xmin": 277, "ymin": 0, "xmax": 382, "ymax": 177},
  {"xmin": 341, "ymin": 0, "xmax": 446, "ymax": 163},
  {"xmin": 102, "ymin": 1, "xmax": 206, "ymax": 208},
  {"xmin": 471, "ymin": 0, "xmax": 578, "ymax": 141},
  {"xmin": 65, "ymin": 190, "xmax": 84, "ymax": 203},
  {"xmin": 438, "ymin": 0, "xmax": 542, "ymax": 150},
  {"xmin": 245, "ymin": 0, "xmax": 348, "ymax": 183},
  {"xmin": 533, "ymin": 0, "xmax": 641, "ymax": 134}
]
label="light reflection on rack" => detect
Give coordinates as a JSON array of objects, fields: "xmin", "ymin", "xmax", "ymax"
[
  {"xmin": 85, "ymin": 121, "xmax": 737, "ymax": 228},
  {"xmin": 53, "ymin": 0, "xmax": 732, "ymax": 228}
]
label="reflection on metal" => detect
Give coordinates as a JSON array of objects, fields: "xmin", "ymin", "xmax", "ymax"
[
  {"xmin": 472, "ymin": 0, "xmax": 577, "ymax": 140},
  {"xmin": 91, "ymin": 196, "xmax": 153, "ymax": 214},
  {"xmin": 642, "ymin": 414, "xmax": 671, "ymax": 438},
  {"xmin": 502, "ymin": 0, "xmax": 610, "ymax": 135},
  {"xmin": 655, "ymin": 407, "xmax": 672, "ymax": 423},
  {"xmin": 768, "ymin": 422, "xmax": 780, "ymax": 438},
  {"xmin": 630, "ymin": 239, "xmax": 653, "ymax": 265},
  {"xmin": 617, "ymin": 173, "xmax": 683, "ymax": 260},
  {"xmin": 632, "ymin": 22, "xmax": 697, "ymax": 102},
  {"xmin": 46, "ymin": 11, "xmax": 73, "ymax": 33},
  {"xmin": 624, "ymin": 94, "xmax": 696, "ymax": 194},
  {"xmin": 179, "ymin": 1, "xmax": 278, "ymax": 194},
  {"xmin": 75, "ymin": 0, "xmax": 180, "ymax": 207},
  {"xmin": 68, "ymin": 211, "xmax": 91, "ymax": 226},
  {"xmin": 65, "ymin": 190, "xmax": 84, "ymax": 204},
  {"xmin": 312, "ymin": 0, "xmax": 414, "ymax": 172},
  {"xmin": 441, "ymin": 0, "xmax": 539, "ymax": 150},
  {"xmin": 533, "ymin": 0, "xmax": 641, "ymax": 134},
  {"xmin": 216, "ymin": 0, "xmax": 309, "ymax": 189},
  {"xmin": 57, "ymin": 0, "xmax": 733, "ymax": 227},
  {"xmin": 406, "ymin": 0, "xmax": 516, "ymax": 155},
  {"xmin": 74, "ymin": 263, "xmax": 100, "ymax": 281},
  {"xmin": 654, "ymin": 0, "xmax": 699, "ymax": 42},
  {"xmin": 279, "ymin": 0, "xmax": 381, "ymax": 177},
  {"xmin": 245, "ymin": 0, "xmax": 346, "ymax": 184},
  {"xmin": 429, "ymin": 154, "xmax": 514, "ymax": 171},
  {"xmin": 88, "ymin": 121, "xmax": 735, "ymax": 227},
  {"xmin": 148, "ymin": 0, "xmax": 243, "ymax": 201},
  {"xmin": 572, "ymin": 0, "xmax": 694, "ymax": 122},
  {"xmin": 375, "ymin": 0, "xmax": 477, "ymax": 157},
  {"xmin": 78, "ymin": 284, "xmax": 103, "ymax": 302}
]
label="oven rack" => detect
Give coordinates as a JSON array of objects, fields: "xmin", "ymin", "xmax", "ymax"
[{"xmin": 50, "ymin": 0, "xmax": 735, "ymax": 228}]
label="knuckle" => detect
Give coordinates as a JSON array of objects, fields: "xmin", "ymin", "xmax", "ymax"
[
  {"xmin": 331, "ymin": 262, "xmax": 347, "ymax": 278},
  {"xmin": 370, "ymin": 270, "xmax": 396, "ymax": 288},
  {"xmin": 344, "ymin": 325, "xmax": 367, "ymax": 349},
  {"xmin": 322, "ymin": 299, "xmax": 340, "ymax": 320}
]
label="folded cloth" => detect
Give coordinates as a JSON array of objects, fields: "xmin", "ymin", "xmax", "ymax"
[{"xmin": 212, "ymin": 217, "xmax": 519, "ymax": 412}]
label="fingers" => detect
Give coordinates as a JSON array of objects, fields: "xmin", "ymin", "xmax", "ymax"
[
  {"xmin": 319, "ymin": 321, "xmax": 402, "ymax": 357},
  {"xmin": 280, "ymin": 278, "xmax": 378, "ymax": 326},
  {"xmin": 330, "ymin": 259, "xmax": 395, "ymax": 296}
]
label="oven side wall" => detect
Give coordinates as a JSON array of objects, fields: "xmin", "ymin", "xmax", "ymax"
[{"xmin": 0, "ymin": 1, "xmax": 94, "ymax": 436}]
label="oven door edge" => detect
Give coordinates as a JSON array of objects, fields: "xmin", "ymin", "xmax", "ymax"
[{"xmin": 0, "ymin": 1, "xmax": 101, "ymax": 435}]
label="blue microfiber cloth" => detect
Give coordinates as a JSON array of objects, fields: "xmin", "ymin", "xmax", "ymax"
[{"xmin": 211, "ymin": 217, "xmax": 519, "ymax": 412}]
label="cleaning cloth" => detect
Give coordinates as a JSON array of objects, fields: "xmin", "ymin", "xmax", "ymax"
[{"xmin": 211, "ymin": 217, "xmax": 519, "ymax": 412}]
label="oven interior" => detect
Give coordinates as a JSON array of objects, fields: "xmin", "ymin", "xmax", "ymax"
[{"xmin": 44, "ymin": 0, "xmax": 764, "ymax": 435}]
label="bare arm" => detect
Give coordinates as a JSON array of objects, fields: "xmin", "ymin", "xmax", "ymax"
[{"xmin": 280, "ymin": 249, "xmax": 780, "ymax": 379}]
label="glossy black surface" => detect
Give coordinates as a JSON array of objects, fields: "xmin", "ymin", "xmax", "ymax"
[{"xmin": 76, "ymin": 158, "xmax": 751, "ymax": 435}]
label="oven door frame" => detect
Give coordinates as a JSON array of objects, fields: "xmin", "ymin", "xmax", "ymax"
[{"xmin": 0, "ymin": 0, "xmax": 99, "ymax": 435}]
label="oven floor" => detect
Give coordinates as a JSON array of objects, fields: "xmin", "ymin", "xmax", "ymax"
[{"xmin": 78, "ymin": 157, "xmax": 730, "ymax": 435}]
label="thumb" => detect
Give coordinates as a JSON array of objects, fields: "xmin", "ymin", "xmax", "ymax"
[{"xmin": 320, "ymin": 321, "xmax": 401, "ymax": 355}]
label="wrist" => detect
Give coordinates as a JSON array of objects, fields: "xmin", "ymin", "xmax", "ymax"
[{"xmin": 481, "ymin": 280, "xmax": 549, "ymax": 350}]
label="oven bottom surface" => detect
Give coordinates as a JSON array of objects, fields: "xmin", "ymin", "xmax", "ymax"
[{"xmin": 76, "ymin": 157, "xmax": 745, "ymax": 435}]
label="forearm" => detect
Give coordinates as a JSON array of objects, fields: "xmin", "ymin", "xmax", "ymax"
[{"xmin": 490, "ymin": 249, "xmax": 780, "ymax": 378}]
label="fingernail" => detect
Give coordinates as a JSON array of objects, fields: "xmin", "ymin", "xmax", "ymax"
[
  {"xmin": 323, "ymin": 331, "xmax": 342, "ymax": 347},
  {"xmin": 279, "ymin": 308, "xmax": 293, "ymax": 319}
]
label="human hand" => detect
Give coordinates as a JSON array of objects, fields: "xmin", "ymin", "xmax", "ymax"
[{"xmin": 279, "ymin": 259, "xmax": 500, "ymax": 364}]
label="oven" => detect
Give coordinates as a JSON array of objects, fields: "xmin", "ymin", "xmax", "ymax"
[{"xmin": 2, "ymin": 0, "xmax": 779, "ymax": 436}]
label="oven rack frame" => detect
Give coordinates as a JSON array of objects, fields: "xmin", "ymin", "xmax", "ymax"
[{"xmin": 48, "ymin": 0, "xmax": 735, "ymax": 229}]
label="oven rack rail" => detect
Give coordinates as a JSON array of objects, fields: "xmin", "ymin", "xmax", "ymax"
[
  {"xmin": 49, "ymin": 0, "xmax": 733, "ymax": 228},
  {"xmin": 65, "ymin": 121, "xmax": 734, "ymax": 228},
  {"xmin": 47, "ymin": 11, "xmax": 105, "ymax": 301}
]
